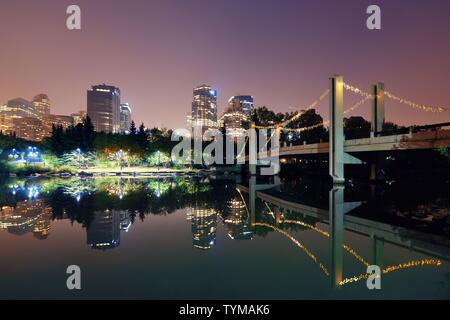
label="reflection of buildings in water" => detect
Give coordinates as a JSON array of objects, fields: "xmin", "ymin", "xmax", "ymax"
[
  {"xmin": 86, "ymin": 210, "xmax": 132, "ymax": 250},
  {"xmin": 187, "ymin": 206, "xmax": 217, "ymax": 250},
  {"xmin": 223, "ymin": 197, "xmax": 253, "ymax": 240},
  {"xmin": 119, "ymin": 211, "xmax": 132, "ymax": 232},
  {"xmin": 87, "ymin": 210, "xmax": 121, "ymax": 250},
  {"xmin": 32, "ymin": 213, "xmax": 51, "ymax": 240},
  {"xmin": 0, "ymin": 199, "xmax": 52, "ymax": 239}
]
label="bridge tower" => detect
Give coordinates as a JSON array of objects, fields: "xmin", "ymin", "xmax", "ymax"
[
  {"xmin": 329, "ymin": 75, "xmax": 345, "ymax": 184},
  {"xmin": 371, "ymin": 82, "xmax": 385, "ymax": 134}
]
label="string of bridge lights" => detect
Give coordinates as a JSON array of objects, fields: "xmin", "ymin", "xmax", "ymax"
[
  {"xmin": 253, "ymin": 89, "xmax": 329, "ymax": 129},
  {"xmin": 280, "ymin": 96, "xmax": 370, "ymax": 133},
  {"xmin": 246, "ymin": 80, "xmax": 448, "ymax": 137},
  {"xmin": 384, "ymin": 91, "xmax": 450, "ymax": 113},
  {"xmin": 343, "ymin": 81, "xmax": 450, "ymax": 113}
]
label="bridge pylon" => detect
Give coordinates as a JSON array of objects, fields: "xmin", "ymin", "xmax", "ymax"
[
  {"xmin": 371, "ymin": 82, "xmax": 385, "ymax": 135},
  {"xmin": 329, "ymin": 75, "xmax": 345, "ymax": 184}
]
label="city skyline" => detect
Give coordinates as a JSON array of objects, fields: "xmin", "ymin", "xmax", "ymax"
[{"xmin": 1, "ymin": 0, "xmax": 450, "ymax": 129}]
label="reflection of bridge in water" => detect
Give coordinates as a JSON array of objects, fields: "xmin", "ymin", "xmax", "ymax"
[{"xmin": 237, "ymin": 177, "xmax": 448, "ymax": 287}]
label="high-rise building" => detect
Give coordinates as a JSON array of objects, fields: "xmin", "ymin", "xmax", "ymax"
[
  {"xmin": 228, "ymin": 95, "xmax": 254, "ymax": 116},
  {"xmin": 71, "ymin": 110, "xmax": 87, "ymax": 125},
  {"xmin": 119, "ymin": 103, "xmax": 132, "ymax": 133},
  {"xmin": 0, "ymin": 98, "xmax": 42, "ymax": 139},
  {"xmin": 87, "ymin": 84, "xmax": 121, "ymax": 133},
  {"xmin": 221, "ymin": 95, "xmax": 253, "ymax": 138},
  {"xmin": 189, "ymin": 85, "xmax": 217, "ymax": 129},
  {"xmin": 3, "ymin": 98, "xmax": 39, "ymax": 120},
  {"xmin": 32, "ymin": 94, "xmax": 51, "ymax": 120},
  {"xmin": 14, "ymin": 117, "xmax": 48, "ymax": 141}
]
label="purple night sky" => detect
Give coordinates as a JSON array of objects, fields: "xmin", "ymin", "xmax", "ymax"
[{"xmin": 1, "ymin": 0, "xmax": 450, "ymax": 128}]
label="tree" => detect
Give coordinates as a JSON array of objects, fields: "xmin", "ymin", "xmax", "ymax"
[
  {"xmin": 136, "ymin": 123, "xmax": 148, "ymax": 148},
  {"xmin": 251, "ymin": 106, "xmax": 284, "ymax": 127},
  {"xmin": 82, "ymin": 116, "xmax": 95, "ymax": 150},
  {"xmin": 286, "ymin": 109, "xmax": 327, "ymax": 145},
  {"xmin": 344, "ymin": 116, "xmax": 371, "ymax": 140},
  {"xmin": 129, "ymin": 121, "xmax": 137, "ymax": 136}
]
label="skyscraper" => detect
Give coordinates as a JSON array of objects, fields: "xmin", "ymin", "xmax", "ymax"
[
  {"xmin": 229, "ymin": 95, "xmax": 254, "ymax": 116},
  {"xmin": 221, "ymin": 95, "xmax": 254, "ymax": 138},
  {"xmin": 119, "ymin": 103, "xmax": 132, "ymax": 133},
  {"xmin": 189, "ymin": 85, "xmax": 217, "ymax": 129},
  {"xmin": 32, "ymin": 94, "xmax": 51, "ymax": 120},
  {"xmin": 87, "ymin": 84, "xmax": 121, "ymax": 133}
]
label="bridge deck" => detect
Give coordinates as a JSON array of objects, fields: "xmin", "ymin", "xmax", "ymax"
[{"xmin": 246, "ymin": 129, "xmax": 450, "ymax": 159}]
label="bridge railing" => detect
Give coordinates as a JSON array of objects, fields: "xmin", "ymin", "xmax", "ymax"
[{"xmin": 375, "ymin": 122, "xmax": 450, "ymax": 137}]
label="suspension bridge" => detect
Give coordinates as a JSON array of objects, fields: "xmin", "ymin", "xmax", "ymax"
[{"xmin": 243, "ymin": 75, "xmax": 450, "ymax": 183}]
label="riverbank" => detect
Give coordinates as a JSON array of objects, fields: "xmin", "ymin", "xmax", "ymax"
[{"xmin": 1, "ymin": 165, "xmax": 206, "ymax": 178}]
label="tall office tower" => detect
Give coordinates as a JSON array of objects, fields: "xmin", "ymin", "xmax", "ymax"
[
  {"xmin": 119, "ymin": 103, "xmax": 132, "ymax": 133},
  {"xmin": 32, "ymin": 94, "xmax": 51, "ymax": 120},
  {"xmin": 71, "ymin": 110, "xmax": 87, "ymax": 125},
  {"xmin": 87, "ymin": 84, "xmax": 121, "ymax": 133},
  {"xmin": 189, "ymin": 85, "xmax": 217, "ymax": 129},
  {"xmin": 229, "ymin": 95, "xmax": 254, "ymax": 116},
  {"xmin": 221, "ymin": 95, "xmax": 253, "ymax": 138}
]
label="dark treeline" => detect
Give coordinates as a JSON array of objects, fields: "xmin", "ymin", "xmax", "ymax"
[{"xmin": 41, "ymin": 117, "xmax": 175, "ymax": 156}]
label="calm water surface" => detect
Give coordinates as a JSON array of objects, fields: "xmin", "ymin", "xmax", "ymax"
[{"xmin": 1, "ymin": 176, "xmax": 449, "ymax": 299}]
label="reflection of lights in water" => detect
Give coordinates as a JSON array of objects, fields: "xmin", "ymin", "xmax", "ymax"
[
  {"xmin": 27, "ymin": 186, "xmax": 40, "ymax": 199},
  {"xmin": 339, "ymin": 259, "xmax": 443, "ymax": 286},
  {"xmin": 254, "ymin": 222, "xmax": 330, "ymax": 276},
  {"xmin": 76, "ymin": 194, "xmax": 81, "ymax": 202},
  {"xmin": 257, "ymin": 221, "xmax": 443, "ymax": 286}
]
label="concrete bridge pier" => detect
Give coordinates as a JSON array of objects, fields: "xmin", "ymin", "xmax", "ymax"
[
  {"xmin": 372, "ymin": 235, "xmax": 385, "ymax": 269},
  {"xmin": 249, "ymin": 176, "xmax": 256, "ymax": 226}
]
